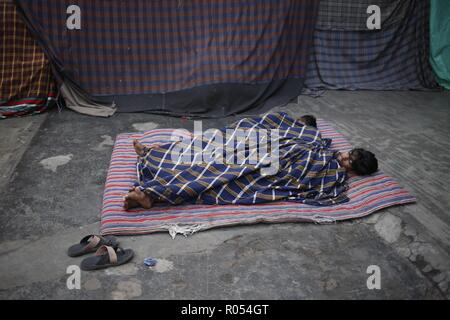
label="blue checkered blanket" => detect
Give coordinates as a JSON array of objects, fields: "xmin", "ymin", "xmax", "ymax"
[{"xmin": 135, "ymin": 112, "xmax": 348, "ymax": 206}]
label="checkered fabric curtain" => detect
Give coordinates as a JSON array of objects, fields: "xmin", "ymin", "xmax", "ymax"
[{"xmin": 0, "ymin": 0, "xmax": 56, "ymax": 103}]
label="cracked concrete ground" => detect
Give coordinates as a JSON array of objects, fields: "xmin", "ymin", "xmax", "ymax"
[{"xmin": 0, "ymin": 91, "xmax": 449, "ymax": 299}]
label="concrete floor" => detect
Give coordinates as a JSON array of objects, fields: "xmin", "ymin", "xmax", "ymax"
[{"xmin": 0, "ymin": 90, "xmax": 449, "ymax": 299}]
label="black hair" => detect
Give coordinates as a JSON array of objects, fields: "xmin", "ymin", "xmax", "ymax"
[
  {"xmin": 351, "ymin": 148, "xmax": 378, "ymax": 176},
  {"xmin": 300, "ymin": 115, "xmax": 317, "ymax": 128}
]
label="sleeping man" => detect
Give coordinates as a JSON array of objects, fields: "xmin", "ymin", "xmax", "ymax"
[{"xmin": 123, "ymin": 112, "xmax": 378, "ymax": 210}]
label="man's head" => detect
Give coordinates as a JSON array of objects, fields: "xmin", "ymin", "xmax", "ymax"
[
  {"xmin": 298, "ymin": 115, "xmax": 317, "ymax": 128},
  {"xmin": 336, "ymin": 148, "xmax": 378, "ymax": 175}
]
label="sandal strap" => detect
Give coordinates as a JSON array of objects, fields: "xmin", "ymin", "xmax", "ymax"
[
  {"xmin": 95, "ymin": 245, "xmax": 117, "ymax": 264},
  {"xmin": 81, "ymin": 235, "xmax": 101, "ymax": 251}
]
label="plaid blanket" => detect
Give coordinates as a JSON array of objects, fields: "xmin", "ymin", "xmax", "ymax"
[
  {"xmin": 0, "ymin": 0, "xmax": 56, "ymax": 118},
  {"xmin": 305, "ymin": 0, "xmax": 437, "ymax": 91},
  {"xmin": 135, "ymin": 112, "xmax": 348, "ymax": 206}
]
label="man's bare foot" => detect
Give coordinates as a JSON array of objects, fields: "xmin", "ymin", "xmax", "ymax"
[
  {"xmin": 133, "ymin": 139, "xmax": 147, "ymax": 156},
  {"xmin": 124, "ymin": 186, "xmax": 140, "ymax": 210},
  {"xmin": 123, "ymin": 196, "xmax": 140, "ymax": 210},
  {"xmin": 123, "ymin": 187, "xmax": 153, "ymax": 210}
]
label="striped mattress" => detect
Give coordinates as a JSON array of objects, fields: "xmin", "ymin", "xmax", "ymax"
[{"xmin": 100, "ymin": 119, "xmax": 416, "ymax": 236}]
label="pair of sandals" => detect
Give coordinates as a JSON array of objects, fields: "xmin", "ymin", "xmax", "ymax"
[{"xmin": 67, "ymin": 235, "xmax": 134, "ymax": 271}]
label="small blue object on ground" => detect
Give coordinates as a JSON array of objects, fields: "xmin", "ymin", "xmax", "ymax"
[{"xmin": 144, "ymin": 257, "xmax": 157, "ymax": 267}]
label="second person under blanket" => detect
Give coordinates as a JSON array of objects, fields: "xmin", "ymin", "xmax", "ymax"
[{"xmin": 124, "ymin": 112, "xmax": 378, "ymax": 210}]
